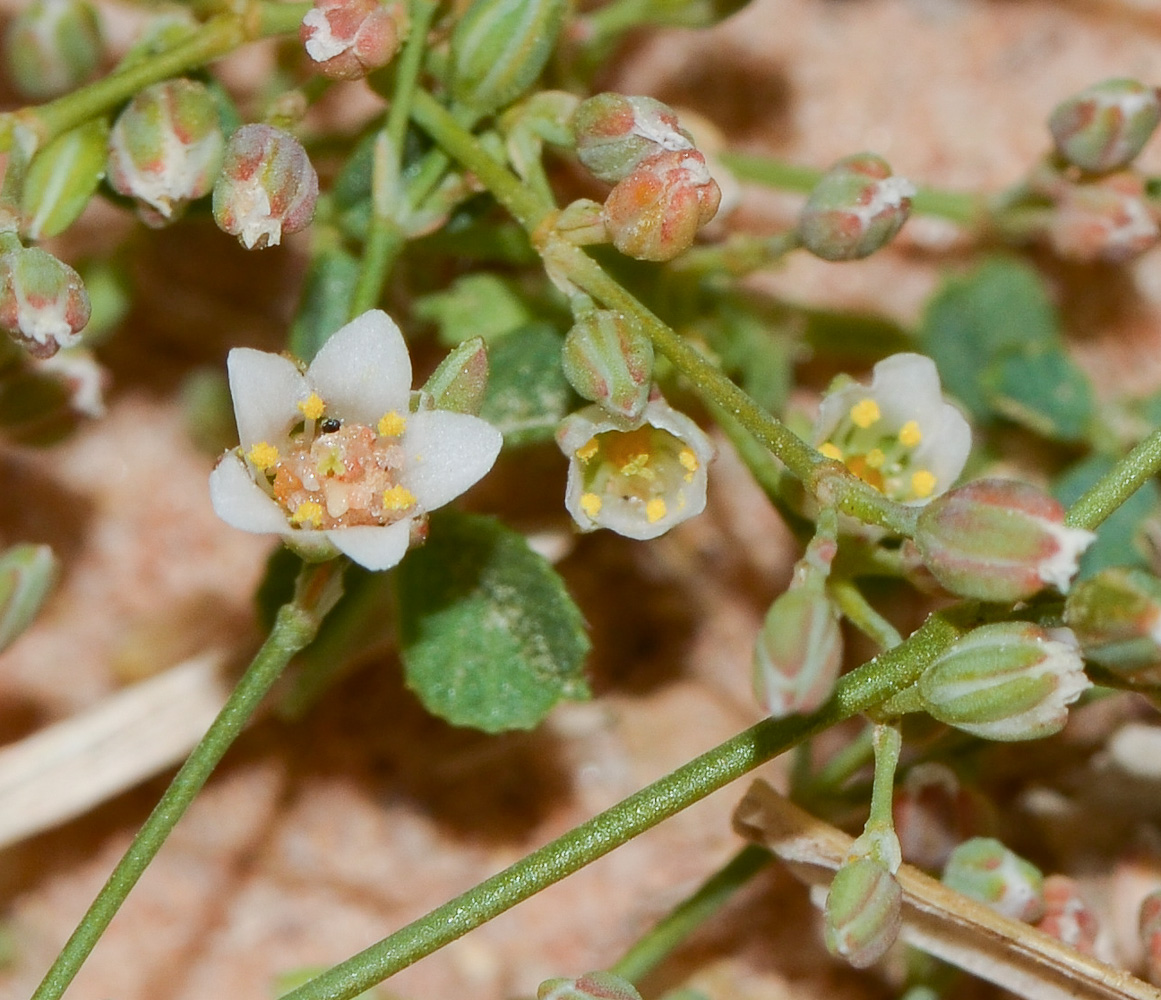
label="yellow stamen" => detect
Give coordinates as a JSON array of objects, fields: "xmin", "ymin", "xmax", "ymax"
[
  {"xmin": 298, "ymin": 392, "xmax": 325, "ymax": 421},
  {"xmin": 291, "ymin": 500, "xmax": 324, "ymax": 527},
  {"xmin": 620, "ymin": 453, "xmax": 652, "ymax": 478},
  {"xmin": 316, "ymin": 450, "xmax": 345, "ymax": 477},
  {"xmin": 576, "ymin": 438, "xmax": 599, "ymax": 462},
  {"xmin": 679, "ymin": 448, "xmax": 699, "ymax": 473},
  {"xmin": 382, "ymin": 485, "xmax": 417, "ymax": 511},
  {"xmin": 819, "ymin": 442, "xmax": 844, "ymax": 461},
  {"xmin": 378, "ymin": 411, "xmax": 407, "ymax": 437},
  {"xmin": 911, "ymin": 470, "xmax": 937, "ymax": 499},
  {"xmin": 580, "ymin": 492, "xmax": 602, "ymax": 517},
  {"xmin": 849, "ymin": 398, "xmax": 881, "ymax": 429},
  {"xmin": 646, "ymin": 497, "xmax": 667, "ymax": 523},
  {"xmin": 247, "ymin": 441, "xmax": 279, "ymax": 471},
  {"xmin": 898, "ymin": 420, "xmax": 922, "ymax": 447},
  {"xmin": 865, "ymin": 448, "xmax": 886, "ymax": 469}
]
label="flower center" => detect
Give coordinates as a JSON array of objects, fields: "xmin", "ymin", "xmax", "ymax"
[
  {"xmin": 819, "ymin": 399, "xmax": 936, "ymax": 502},
  {"xmin": 575, "ymin": 424, "xmax": 699, "ymax": 524}
]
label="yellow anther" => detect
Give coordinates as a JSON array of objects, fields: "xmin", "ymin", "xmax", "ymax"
[
  {"xmin": 298, "ymin": 392, "xmax": 326, "ymax": 421},
  {"xmin": 865, "ymin": 448, "xmax": 886, "ymax": 469},
  {"xmin": 316, "ymin": 450, "xmax": 345, "ymax": 477},
  {"xmin": 247, "ymin": 441, "xmax": 279, "ymax": 471},
  {"xmin": 646, "ymin": 497, "xmax": 667, "ymax": 523},
  {"xmin": 378, "ymin": 410, "xmax": 407, "ymax": 437},
  {"xmin": 911, "ymin": 470, "xmax": 936, "ymax": 499},
  {"xmin": 849, "ymin": 398, "xmax": 881, "ymax": 429},
  {"xmin": 580, "ymin": 492, "xmax": 603, "ymax": 517},
  {"xmin": 679, "ymin": 448, "xmax": 699, "ymax": 473},
  {"xmin": 382, "ymin": 485, "xmax": 417, "ymax": 511},
  {"xmin": 819, "ymin": 442, "xmax": 844, "ymax": 461},
  {"xmin": 620, "ymin": 453, "xmax": 652, "ymax": 477},
  {"xmin": 898, "ymin": 420, "xmax": 923, "ymax": 447},
  {"xmin": 576, "ymin": 438, "xmax": 599, "ymax": 462},
  {"xmin": 291, "ymin": 500, "xmax": 324, "ymax": 527}
]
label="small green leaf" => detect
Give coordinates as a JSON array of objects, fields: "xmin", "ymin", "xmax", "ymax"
[
  {"xmin": 421, "ymin": 336, "xmax": 489, "ymax": 414},
  {"xmin": 21, "ymin": 118, "xmax": 109, "ymax": 240},
  {"xmin": 981, "ymin": 342, "xmax": 1094, "ymax": 442},
  {"xmin": 288, "ymin": 245, "xmax": 362, "ymax": 361},
  {"xmin": 397, "ymin": 511, "xmax": 590, "ymax": 732},
  {"xmin": 414, "ymin": 272, "xmax": 534, "ymax": 346},
  {"xmin": 479, "ymin": 322, "xmax": 576, "ymax": 445}
]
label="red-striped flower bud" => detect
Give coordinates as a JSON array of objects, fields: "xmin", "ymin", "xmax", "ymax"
[
  {"xmin": 752, "ymin": 585, "xmax": 842, "ymax": 718},
  {"xmin": 824, "ymin": 857, "xmax": 903, "ymax": 968},
  {"xmin": 572, "ymin": 92, "xmax": 694, "ymax": 184},
  {"xmin": 300, "ymin": 0, "xmax": 407, "ymax": 80},
  {"xmin": 4, "ymin": 0, "xmax": 101, "ymax": 100},
  {"xmin": 913, "ymin": 479, "xmax": 1095, "ymax": 602},
  {"xmin": 1065, "ymin": 567, "xmax": 1161, "ymax": 679},
  {"xmin": 561, "ymin": 309, "xmax": 653, "ymax": 420},
  {"xmin": 1049, "ymin": 173, "xmax": 1158, "ymax": 263},
  {"xmin": 1049, "ymin": 78, "xmax": 1161, "ymax": 174},
  {"xmin": 538, "ymin": 972, "xmax": 642, "ymax": 1000},
  {"xmin": 0, "ymin": 246, "xmax": 90, "ymax": 359},
  {"xmin": 942, "ymin": 837, "xmax": 1045, "ymax": 922},
  {"xmin": 1037, "ymin": 875, "xmax": 1099, "ymax": 955}
]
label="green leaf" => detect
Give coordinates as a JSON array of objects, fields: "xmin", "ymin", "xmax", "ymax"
[
  {"xmin": 397, "ymin": 511, "xmax": 590, "ymax": 732},
  {"xmin": 414, "ymin": 272, "xmax": 534, "ymax": 346},
  {"xmin": 479, "ymin": 322, "xmax": 576, "ymax": 445},
  {"xmin": 288, "ymin": 246, "xmax": 362, "ymax": 361},
  {"xmin": 21, "ymin": 118, "xmax": 109, "ymax": 240},
  {"xmin": 981, "ymin": 342, "xmax": 1095, "ymax": 442}
]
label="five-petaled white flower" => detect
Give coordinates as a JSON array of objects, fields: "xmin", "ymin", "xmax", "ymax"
[
  {"xmin": 209, "ymin": 309, "xmax": 502, "ymax": 570},
  {"xmin": 813, "ymin": 353, "xmax": 971, "ymax": 505}
]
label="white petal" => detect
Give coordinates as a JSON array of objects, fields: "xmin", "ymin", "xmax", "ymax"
[
  {"xmin": 209, "ymin": 453, "xmax": 291, "ymax": 534},
  {"xmin": 227, "ymin": 347, "xmax": 305, "ymax": 447},
  {"xmin": 326, "ymin": 521, "xmax": 412, "ymax": 571},
  {"xmin": 401, "ymin": 410, "xmax": 503, "ymax": 510},
  {"xmin": 307, "ymin": 310, "xmax": 412, "ymax": 424}
]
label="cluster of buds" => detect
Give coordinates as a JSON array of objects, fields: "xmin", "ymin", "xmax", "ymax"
[
  {"xmin": 561, "ymin": 308, "xmax": 654, "ymax": 420},
  {"xmin": 0, "ymin": 244, "xmax": 91, "ymax": 358},
  {"xmin": 4, "ymin": 0, "xmax": 101, "ymax": 100},
  {"xmin": 300, "ymin": 0, "xmax": 407, "ymax": 80},
  {"xmin": 941, "ymin": 837, "xmax": 1045, "ymax": 922},
  {"xmin": 1065, "ymin": 567, "xmax": 1161, "ymax": 680},
  {"xmin": 570, "ymin": 93, "xmax": 722, "ymax": 262},
  {"xmin": 538, "ymin": 972, "xmax": 641, "ymax": 1000}
]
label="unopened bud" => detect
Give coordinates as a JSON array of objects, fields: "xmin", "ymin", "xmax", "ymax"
[
  {"xmin": 1036, "ymin": 875, "xmax": 1098, "ymax": 955},
  {"xmin": 0, "ymin": 543, "xmax": 58, "ymax": 653},
  {"xmin": 942, "ymin": 837, "xmax": 1045, "ymax": 922},
  {"xmin": 1049, "ymin": 78, "xmax": 1161, "ymax": 174},
  {"xmin": 753, "ymin": 585, "xmax": 842, "ymax": 718},
  {"xmin": 450, "ymin": 0, "xmax": 567, "ymax": 116},
  {"xmin": 917, "ymin": 622, "xmax": 1090, "ymax": 742},
  {"xmin": 1065, "ymin": 567, "xmax": 1161, "ymax": 677},
  {"xmin": 420, "ymin": 337, "xmax": 489, "ymax": 414},
  {"xmin": 562, "ymin": 310, "xmax": 653, "ymax": 420},
  {"xmin": 572, "ymin": 93, "xmax": 694, "ymax": 184},
  {"xmin": 538, "ymin": 972, "xmax": 642, "ymax": 1000},
  {"xmin": 913, "ymin": 478, "xmax": 1095, "ymax": 602},
  {"xmin": 824, "ymin": 857, "xmax": 902, "ymax": 968},
  {"xmin": 0, "ymin": 246, "xmax": 90, "ymax": 359},
  {"xmin": 107, "ymin": 78, "xmax": 225, "ymax": 226},
  {"xmin": 300, "ymin": 0, "xmax": 407, "ymax": 80},
  {"xmin": 555, "ymin": 198, "xmax": 608, "ymax": 245},
  {"xmin": 1049, "ymin": 174, "xmax": 1158, "ymax": 263},
  {"xmin": 4, "ymin": 0, "xmax": 101, "ymax": 100},
  {"xmin": 1139, "ymin": 888, "xmax": 1161, "ymax": 985},
  {"xmin": 21, "ymin": 119, "xmax": 109, "ymax": 241},
  {"xmin": 603, "ymin": 149, "xmax": 721, "ymax": 262},
  {"xmin": 212, "ymin": 124, "xmax": 318, "ymax": 250},
  {"xmin": 799, "ymin": 153, "xmax": 915, "ymax": 262}
]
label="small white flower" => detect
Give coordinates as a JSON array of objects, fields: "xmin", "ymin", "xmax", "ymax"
[
  {"xmin": 209, "ymin": 309, "xmax": 502, "ymax": 571},
  {"xmin": 814, "ymin": 353, "xmax": 971, "ymax": 505},
  {"xmin": 556, "ymin": 397, "xmax": 714, "ymax": 541}
]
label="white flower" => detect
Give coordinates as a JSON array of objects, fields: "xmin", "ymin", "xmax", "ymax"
[
  {"xmin": 813, "ymin": 353, "xmax": 971, "ymax": 505},
  {"xmin": 556, "ymin": 397, "xmax": 714, "ymax": 541},
  {"xmin": 209, "ymin": 310, "xmax": 502, "ymax": 570}
]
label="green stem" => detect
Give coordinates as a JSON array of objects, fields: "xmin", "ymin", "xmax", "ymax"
[
  {"xmin": 829, "ymin": 578, "xmax": 902, "ymax": 650},
  {"xmin": 279, "ymin": 612, "xmax": 965, "ymax": 1000},
  {"xmin": 807, "ymin": 724, "xmax": 875, "ymax": 796},
  {"xmin": 1065, "ymin": 426, "xmax": 1161, "ymax": 531},
  {"xmin": 349, "ymin": 131, "xmax": 406, "ymax": 318},
  {"xmin": 866, "ymin": 721, "xmax": 901, "ymax": 832},
  {"xmin": 385, "ymin": 0, "xmax": 437, "ymax": 154},
  {"xmin": 608, "ymin": 844, "xmax": 773, "ymax": 984},
  {"xmin": 31, "ymin": 561, "xmax": 343, "ymax": 1000}
]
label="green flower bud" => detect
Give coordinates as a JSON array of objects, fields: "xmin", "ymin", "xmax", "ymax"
[
  {"xmin": 917, "ymin": 622, "xmax": 1090, "ymax": 742},
  {"xmin": 213, "ymin": 124, "xmax": 318, "ymax": 250},
  {"xmin": 753, "ymin": 585, "xmax": 842, "ymax": 718},
  {"xmin": 942, "ymin": 837, "xmax": 1045, "ymax": 922},
  {"xmin": 107, "ymin": 78, "xmax": 225, "ymax": 226},
  {"xmin": 913, "ymin": 479, "xmax": 1095, "ymax": 602},
  {"xmin": 562, "ymin": 310, "xmax": 653, "ymax": 420},
  {"xmin": 799, "ymin": 153, "xmax": 915, "ymax": 261},
  {"xmin": 4, "ymin": 0, "xmax": 101, "ymax": 100},
  {"xmin": 21, "ymin": 118, "xmax": 109, "ymax": 241},
  {"xmin": 538, "ymin": 972, "xmax": 642, "ymax": 1000},
  {"xmin": 0, "ymin": 543, "xmax": 58, "ymax": 653},
  {"xmin": 0, "ymin": 246, "xmax": 91, "ymax": 359},
  {"xmin": 420, "ymin": 337, "xmax": 489, "ymax": 415},
  {"xmin": 572, "ymin": 93, "xmax": 694, "ymax": 184},
  {"xmin": 449, "ymin": 0, "xmax": 567, "ymax": 116},
  {"xmin": 1049, "ymin": 78, "xmax": 1161, "ymax": 174},
  {"xmin": 824, "ymin": 857, "xmax": 902, "ymax": 968},
  {"xmin": 1064, "ymin": 567, "xmax": 1161, "ymax": 677}
]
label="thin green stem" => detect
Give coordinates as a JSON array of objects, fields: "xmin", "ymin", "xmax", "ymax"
[
  {"xmin": 349, "ymin": 131, "xmax": 406, "ymax": 318},
  {"xmin": 866, "ymin": 722, "xmax": 901, "ymax": 832},
  {"xmin": 385, "ymin": 0, "xmax": 437, "ymax": 153},
  {"xmin": 31, "ymin": 561, "xmax": 343, "ymax": 1000},
  {"xmin": 609, "ymin": 844, "xmax": 773, "ymax": 984},
  {"xmin": 279, "ymin": 612, "xmax": 966, "ymax": 1000},
  {"xmin": 829, "ymin": 578, "xmax": 902, "ymax": 650},
  {"xmin": 808, "ymin": 724, "xmax": 875, "ymax": 795},
  {"xmin": 1065, "ymin": 426, "xmax": 1161, "ymax": 531}
]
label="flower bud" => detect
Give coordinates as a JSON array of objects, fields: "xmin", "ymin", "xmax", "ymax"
[
  {"xmin": 107, "ymin": 78, "xmax": 225, "ymax": 226},
  {"xmin": 561, "ymin": 310, "xmax": 653, "ymax": 420},
  {"xmin": 824, "ymin": 857, "xmax": 903, "ymax": 968},
  {"xmin": 0, "ymin": 543, "xmax": 58, "ymax": 653},
  {"xmin": 913, "ymin": 479, "xmax": 1095, "ymax": 602},
  {"xmin": 555, "ymin": 198, "xmax": 608, "ymax": 245},
  {"xmin": 212, "ymin": 124, "xmax": 318, "ymax": 250},
  {"xmin": 917, "ymin": 622, "xmax": 1091, "ymax": 742},
  {"xmin": 449, "ymin": 0, "xmax": 568, "ymax": 116},
  {"xmin": 4, "ymin": 0, "xmax": 101, "ymax": 100},
  {"xmin": 21, "ymin": 119, "xmax": 109, "ymax": 241},
  {"xmin": 0, "ymin": 246, "xmax": 90, "ymax": 359},
  {"xmin": 420, "ymin": 336, "xmax": 489, "ymax": 415},
  {"xmin": 753, "ymin": 585, "xmax": 842, "ymax": 718},
  {"xmin": 942, "ymin": 837, "xmax": 1045, "ymax": 922},
  {"xmin": 300, "ymin": 0, "xmax": 407, "ymax": 80},
  {"xmin": 1065, "ymin": 567, "xmax": 1161, "ymax": 678},
  {"xmin": 603, "ymin": 149, "xmax": 721, "ymax": 262},
  {"xmin": 1139, "ymin": 888, "xmax": 1161, "ymax": 985},
  {"xmin": 799, "ymin": 154, "xmax": 915, "ymax": 262},
  {"xmin": 1048, "ymin": 173, "xmax": 1158, "ymax": 263},
  {"xmin": 538, "ymin": 972, "xmax": 642, "ymax": 1000},
  {"xmin": 572, "ymin": 93, "xmax": 694, "ymax": 184},
  {"xmin": 1049, "ymin": 78, "xmax": 1161, "ymax": 174},
  {"xmin": 1036, "ymin": 875, "xmax": 1099, "ymax": 955}
]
